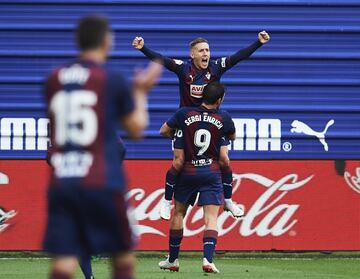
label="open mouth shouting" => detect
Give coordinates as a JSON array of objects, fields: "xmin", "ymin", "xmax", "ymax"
[{"xmin": 200, "ymin": 57, "xmax": 209, "ymax": 68}]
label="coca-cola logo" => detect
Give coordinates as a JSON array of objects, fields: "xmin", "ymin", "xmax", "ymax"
[
  {"xmin": 344, "ymin": 167, "xmax": 360, "ymax": 194},
  {"xmin": 125, "ymin": 172, "xmax": 313, "ymax": 238},
  {"xmin": 0, "ymin": 171, "xmax": 17, "ymax": 233}
]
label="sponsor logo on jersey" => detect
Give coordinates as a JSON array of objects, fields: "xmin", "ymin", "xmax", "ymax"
[{"xmin": 190, "ymin": 84, "xmax": 205, "ymax": 98}]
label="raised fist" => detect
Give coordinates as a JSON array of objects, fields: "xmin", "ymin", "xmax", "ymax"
[
  {"xmin": 258, "ymin": 31, "xmax": 270, "ymax": 44},
  {"xmin": 132, "ymin": 36, "xmax": 145, "ymax": 49}
]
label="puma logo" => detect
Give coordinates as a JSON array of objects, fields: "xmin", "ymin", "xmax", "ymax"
[{"xmin": 290, "ymin": 120, "xmax": 334, "ymax": 151}]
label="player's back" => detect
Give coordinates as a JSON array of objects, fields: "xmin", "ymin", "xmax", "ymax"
[
  {"xmin": 171, "ymin": 106, "xmax": 234, "ymax": 174},
  {"xmin": 45, "ymin": 59, "xmax": 132, "ymax": 190}
]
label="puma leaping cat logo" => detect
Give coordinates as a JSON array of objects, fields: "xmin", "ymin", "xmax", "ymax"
[{"xmin": 290, "ymin": 120, "xmax": 334, "ymax": 151}]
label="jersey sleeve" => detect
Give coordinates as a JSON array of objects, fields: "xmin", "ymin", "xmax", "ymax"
[
  {"xmin": 166, "ymin": 108, "xmax": 183, "ymax": 129},
  {"xmin": 140, "ymin": 46, "xmax": 184, "ymax": 75},
  {"xmin": 222, "ymin": 111, "xmax": 236, "ymax": 136},
  {"xmin": 214, "ymin": 40, "xmax": 263, "ymax": 75}
]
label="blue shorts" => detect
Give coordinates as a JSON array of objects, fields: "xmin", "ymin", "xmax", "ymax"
[
  {"xmin": 174, "ymin": 169, "xmax": 223, "ymax": 206},
  {"xmin": 43, "ymin": 185, "xmax": 134, "ymax": 257}
]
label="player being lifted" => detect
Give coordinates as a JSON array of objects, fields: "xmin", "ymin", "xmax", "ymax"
[
  {"xmin": 158, "ymin": 82, "xmax": 236, "ymax": 273},
  {"xmin": 132, "ymin": 31, "xmax": 270, "ymax": 219}
]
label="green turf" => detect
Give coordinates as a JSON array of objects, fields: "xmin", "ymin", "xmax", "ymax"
[{"xmin": 0, "ymin": 253, "xmax": 360, "ymax": 279}]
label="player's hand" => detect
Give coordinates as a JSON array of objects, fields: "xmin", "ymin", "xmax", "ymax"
[
  {"xmin": 258, "ymin": 31, "xmax": 270, "ymax": 44},
  {"xmin": 133, "ymin": 60, "xmax": 163, "ymax": 94},
  {"xmin": 132, "ymin": 36, "xmax": 145, "ymax": 49}
]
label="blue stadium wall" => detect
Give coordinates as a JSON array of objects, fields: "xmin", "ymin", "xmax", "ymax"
[{"xmin": 0, "ymin": 0, "xmax": 359, "ymax": 160}]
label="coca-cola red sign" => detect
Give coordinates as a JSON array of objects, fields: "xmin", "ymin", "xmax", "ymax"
[
  {"xmin": 125, "ymin": 160, "xmax": 360, "ymax": 250},
  {"xmin": 0, "ymin": 160, "xmax": 359, "ymax": 250}
]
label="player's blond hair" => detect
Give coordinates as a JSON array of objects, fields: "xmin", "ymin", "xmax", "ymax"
[{"xmin": 189, "ymin": 38, "xmax": 209, "ymax": 49}]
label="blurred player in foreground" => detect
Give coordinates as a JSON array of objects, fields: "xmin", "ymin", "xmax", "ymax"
[
  {"xmin": 158, "ymin": 82, "xmax": 236, "ymax": 273},
  {"xmin": 133, "ymin": 31, "xmax": 270, "ymax": 220},
  {"xmin": 43, "ymin": 15, "xmax": 162, "ymax": 279}
]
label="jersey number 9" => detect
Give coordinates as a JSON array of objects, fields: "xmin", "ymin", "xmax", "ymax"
[{"xmin": 194, "ymin": 129, "xmax": 211, "ymax": 156}]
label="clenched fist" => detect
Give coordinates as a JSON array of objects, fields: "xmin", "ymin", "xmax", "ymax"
[
  {"xmin": 132, "ymin": 36, "xmax": 145, "ymax": 49},
  {"xmin": 258, "ymin": 31, "xmax": 270, "ymax": 44}
]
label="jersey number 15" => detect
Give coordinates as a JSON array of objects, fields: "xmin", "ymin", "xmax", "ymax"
[{"xmin": 50, "ymin": 90, "xmax": 98, "ymax": 146}]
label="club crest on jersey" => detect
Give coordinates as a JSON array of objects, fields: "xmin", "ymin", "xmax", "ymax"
[
  {"xmin": 205, "ymin": 72, "xmax": 211, "ymax": 80},
  {"xmin": 190, "ymin": 84, "xmax": 205, "ymax": 98}
]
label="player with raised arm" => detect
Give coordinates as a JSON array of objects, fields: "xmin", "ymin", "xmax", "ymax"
[
  {"xmin": 43, "ymin": 15, "xmax": 162, "ymax": 279},
  {"xmin": 158, "ymin": 82, "xmax": 236, "ymax": 273},
  {"xmin": 133, "ymin": 31, "xmax": 270, "ymax": 220}
]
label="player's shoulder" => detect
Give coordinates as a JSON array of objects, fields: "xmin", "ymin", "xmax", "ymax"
[
  {"xmin": 103, "ymin": 65, "xmax": 126, "ymax": 80},
  {"xmin": 218, "ymin": 109, "xmax": 232, "ymax": 118},
  {"xmin": 210, "ymin": 57, "xmax": 227, "ymax": 68},
  {"xmin": 104, "ymin": 66, "xmax": 130, "ymax": 89},
  {"xmin": 174, "ymin": 106, "xmax": 198, "ymax": 118},
  {"xmin": 180, "ymin": 59, "xmax": 191, "ymax": 67},
  {"xmin": 176, "ymin": 106, "xmax": 192, "ymax": 114},
  {"xmin": 173, "ymin": 59, "xmax": 186, "ymax": 66}
]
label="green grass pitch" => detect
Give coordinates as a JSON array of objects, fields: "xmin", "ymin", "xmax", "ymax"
[{"xmin": 0, "ymin": 252, "xmax": 360, "ymax": 278}]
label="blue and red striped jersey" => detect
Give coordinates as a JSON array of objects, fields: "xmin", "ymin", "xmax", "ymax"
[
  {"xmin": 140, "ymin": 40, "xmax": 262, "ymax": 107},
  {"xmin": 167, "ymin": 106, "xmax": 235, "ymax": 171},
  {"xmin": 45, "ymin": 59, "xmax": 134, "ymax": 190},
  {"xmin": 165, "ymin": 58, "xmax": 233, "ymax": 107}
]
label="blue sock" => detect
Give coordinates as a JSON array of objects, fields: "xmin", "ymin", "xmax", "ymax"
[
  {"xmin": 169, "ymin": 229, "xmax": 183, "ymax": 262},
  {"xmin": 203, "ymin": 230, "xmax": 218, "ymax": 263},
  {"xmin": 165, "ymin": 166, "xmax": 179, "ymax": 201},
  {"xmin": 79, "ymin": 254, "xmax": 93, "ymax": 279},
  {"xmin": 221, "ymin": 166, "xmax": 233, "ymax": 199}
]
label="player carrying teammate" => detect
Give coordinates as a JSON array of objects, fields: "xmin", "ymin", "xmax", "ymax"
[
  {"xmin": 132, "ymin": 31, "xmax": 270, "ymax": 220},
  {"xmin": 43, "ymin": 15, "xmax": 162, "ymax": 279},
  {"xmin": 158, "ymin": 81, "xmax": 235, "ymax": 273}
]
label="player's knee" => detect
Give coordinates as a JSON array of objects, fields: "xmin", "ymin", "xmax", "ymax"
[
  {"xmin": 173, "ymin": 209, "xmax": 186, "ymax": 219},
  {"xmin": 204, "ymin": 216, "xmax": 217, "ymax": 230},
  {"xmin": 113, "ymin": 251, "xmax": 135, "ymax": 267},
  {"xmin": 113, "ymin": 252, "xmax": 135, "ymax": 279},
  {"xmin": 51, "ymin": 256, "xmax": 78, "ymax": 276}
]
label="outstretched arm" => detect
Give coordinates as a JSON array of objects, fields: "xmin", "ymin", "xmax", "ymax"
[
  {"xmin": 227, "ymin": 31, "xmax": 270, "ymax": 68},
  {"xmin": 160, "ymin": 122, "xmax": 176, "ymax": 138},
  {"xmin": 132, "ymin": 36, "xmax": 179, "ymax": 72}
]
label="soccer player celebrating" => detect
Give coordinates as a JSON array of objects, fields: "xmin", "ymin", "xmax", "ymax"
[
  {"xmin": 43, "ymin": 15, "xmax": 162, "ymax": 279},
  {"xmin": 132, "ymin": 31, "xmax": 270, "ymax": 220},
  {"xmin": 159, "ymin": 82, "xmax": 235, "ymax": 273}
]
